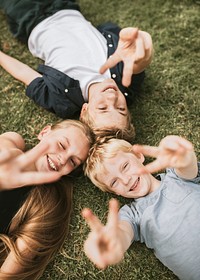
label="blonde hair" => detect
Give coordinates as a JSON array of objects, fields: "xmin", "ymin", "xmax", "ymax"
[
  {"xmin": 0, "ymin": 179, "xmax": 73, "ymax": 280},
  {"xmin": 51, "ymin": 119, "xmax": 95, "ymax": 146},
  {"xmin": 84, "ymin": 138, "xmax": 132, "ymax": 192},
  {"xmin": 80, "ymin": 110, "xmax": 135, "ymax": 142}
]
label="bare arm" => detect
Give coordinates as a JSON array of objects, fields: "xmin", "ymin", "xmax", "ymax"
[
  {"xmin": 100, "ymin": 27, "xmax": 153, "ymax": 87},
  {"xmin": 82, "ymin": 199, "xmax": 133, "ymax": 269},
  {"xmin": 133, "ymin": 135, "xmax": 198, "ymax": 180},
  {"xmin": 0, "ymin": 237, "xmax": 33, "ymax": 275},
  {"xmin": 0, "ymin": 50, "xmax": 42, "ymax": 85}
]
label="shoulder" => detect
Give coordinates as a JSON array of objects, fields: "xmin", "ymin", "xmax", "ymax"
[
  {"xmin": 26, "ymin": 65, "xmax": 84, "ymax": 118},
  {"xmin": 0, "ymin": 132, "xmax": 25, "ymax": 151},
  {"xmin": 163, "ymin": 165, "xmax": 200, "ymax": 185}
]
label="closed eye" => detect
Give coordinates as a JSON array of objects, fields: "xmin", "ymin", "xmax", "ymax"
[
  {"xmin": 70, "ymin": 158, "xmax": 76, "ymax": 168},
  {"xmin": 118, "ymin": 107, "xmax": 125, "ymax": 111},
  {"xmin": 122, "ymin": 162, "xmax": 129, "ymax": 170},
  {"xmin": 70, "ymin": 157, "xmax": 81, "ymax": 169},
  {"xmin": 111, "ymin": 178, "xmax": 117, "ymax": 188},
  {"xmin": 59, "ymin": 142, "xmax": 65, "ymax": 149},
  {"xmin": 98, "ymin": 107, "xmax": 107, "ymax": 110}
]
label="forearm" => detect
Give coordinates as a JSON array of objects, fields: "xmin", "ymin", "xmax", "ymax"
[
  {"xmin": 118, "ymin": 220, "xmax": 134, "ymax": 253},
  {"xmin": 175, "ymin": 152, "xmax": 198, "ymax": 179},
  {"xmin": 1, "ymin": 252, "xmax": 23, "ymax": 274},
  {"xmin": 0, "ymin": 238, "xmax": 33, "ymax": 274},
  {"xmin": 0, "ymin": 50, "xmax": 41, "ymax": 85}
]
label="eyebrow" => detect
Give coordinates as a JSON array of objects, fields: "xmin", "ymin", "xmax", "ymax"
[{"xmin": 99, "ymin": 110, "xmax": 127, "ymax": 116}]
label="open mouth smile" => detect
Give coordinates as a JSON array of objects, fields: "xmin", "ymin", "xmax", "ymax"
[
  {"xmin": 129, "ymin": 177, "xmax": 140, "ymax": 192},
  {"xmin": 47, "ymin": 155, "xmax": 58, "ymax": 171},
  {"xmin": 103, "ymin": 83, "xmax": 118, "ymax": 93}
]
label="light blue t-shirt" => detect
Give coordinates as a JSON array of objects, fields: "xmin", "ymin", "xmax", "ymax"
[{"xmin": 119, "ymin": 163, "xmax": 200, "ymax": 280}]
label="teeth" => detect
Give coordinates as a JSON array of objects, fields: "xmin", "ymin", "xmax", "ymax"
[
  {"xmin": 105, "ymin": 88, "xmax": 115, "ymax": 92},
  {"xmin": 130, "ymin": 178, "xmax": 140, "ymax": 191},
  {"xmin": 47, "ymin": 157, "xmax": 57, "ymax": 171}
]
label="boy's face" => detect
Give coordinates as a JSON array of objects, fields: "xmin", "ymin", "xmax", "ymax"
[
  {"xmin": 35, "ymin": 126, "xmax": 90, "ymax": 176},
  {"xmin": 83, "ymin": 79, "xmax": 128, "ymax": 129},
  {"xmin": 97, "ymin": 151, "xmax": 153, "ymax": 198}
]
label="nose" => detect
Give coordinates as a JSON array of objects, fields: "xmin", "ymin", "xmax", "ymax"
[
  {"xmin": 120, "ymin": 174, "xmax": 131, "ymax": 186},
  {"xmin": 58, "ymin": 151, "xmax": 70, "ymax": 166},
  {"xmin": 106, "ymin": 92, "xmax": 118, "ymax": 104}
]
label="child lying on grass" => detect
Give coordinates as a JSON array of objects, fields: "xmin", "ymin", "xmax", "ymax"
[{"xmin": 83, "ymin": 135, "xmax": 200, "ymax": 280}]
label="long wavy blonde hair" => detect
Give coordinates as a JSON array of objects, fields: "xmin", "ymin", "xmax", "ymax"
[{"xmin": 0, "ymin": 178, "xmax": 73, "ymax": 280}]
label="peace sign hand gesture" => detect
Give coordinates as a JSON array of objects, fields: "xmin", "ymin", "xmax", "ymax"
[
  {"xmin": 132, "ymin": 135, "xmax": 197, "ymax": 179},
  {"xmin": 100, "ymin": 27, "xmax": 153, "ymax": 87},
  {"xmin": 0, "ymin": 143, "xmax": 61, "ymax": 190},
  {"xmin": 82, "ymin": 199, "xmax": 128, "ymax": 269}
]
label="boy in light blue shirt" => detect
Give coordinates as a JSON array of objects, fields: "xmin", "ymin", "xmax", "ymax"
[{"xmin": 83, "ymin": 135, "xmax": 200, "ymax": 280}]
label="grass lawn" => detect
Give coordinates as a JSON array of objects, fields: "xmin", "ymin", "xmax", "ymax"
[{"xmin": 0, "ymin": 0, "xmax": 200, "ymax": 279}]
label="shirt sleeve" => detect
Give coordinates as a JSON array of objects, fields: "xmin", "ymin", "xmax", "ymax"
[
  {"xmin": 26, "ymin": 65, "xmax": 84, "ymax": 119},
  {"xmin": 118, "ymin": 203, "xmax": 141, "ymax": 242},
  {"xmin": 166, "ymin": 162, "xmax": 200, "ymax": 184}
]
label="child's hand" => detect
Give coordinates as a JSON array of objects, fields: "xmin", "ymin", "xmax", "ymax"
[
  {"xmin": 100, "ymin": 27, "xmax": 153, "ymax": 87},
  {"xmin": 133, "ymin": 135, "xmax": 194, "ymax": 174},
  {"xmin": 0, "ymin": 143, "xmax": 61, "ymax": 190},
  {"xmin": 82, "ymin": 199, "xmax": 125, "ymax": 269}
]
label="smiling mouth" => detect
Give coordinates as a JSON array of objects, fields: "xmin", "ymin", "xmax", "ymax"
[
  {"xmin": 47, "ymin": 155, "xmax": 58, "ymax": 171},
  {"xmin": 129, "ymin": 177, "xmax": 140, "ymax": 191},
  {"xmin": 103, "ymin": 84, "xmax": 118, "ymax": 93}
]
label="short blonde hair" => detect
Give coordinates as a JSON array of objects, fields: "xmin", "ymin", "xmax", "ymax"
[
  {"xmin": 80, "ymin": 110, "xmax": 136, "ymax": 142},
  {"xmin": 84, "ymin": 138, "xmax": 132, "ymax": 192}
]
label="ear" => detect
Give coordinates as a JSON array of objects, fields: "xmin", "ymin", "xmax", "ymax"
[
  {"xmin": 131, "ymin": 146, "xmax": 145, "ymax": 163},
  {"xmin": 80, "ymin": 103, "xmax": 88, "ymax": 118},
  {"xmin": 37, "ymin": 125, "xmax": 51, "ymax": 140},
  {"xmin": 137, "ymin": 152, "xmax": 145, "ymax": 163}
]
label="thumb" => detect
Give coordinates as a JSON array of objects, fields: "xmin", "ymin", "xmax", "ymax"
[{"xmin": 119, "ymin": 27, "xmax": 138, "ymax": 41}]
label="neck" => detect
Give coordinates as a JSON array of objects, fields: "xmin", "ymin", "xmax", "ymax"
[{"xmin": 149, "ymin": 175, "xmax": 161, "ymax": 193}]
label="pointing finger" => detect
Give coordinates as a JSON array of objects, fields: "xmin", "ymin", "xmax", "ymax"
[
  {"xmin": 107, "ymin": 199, "xmax": 119, "ymax": 228},
  {"xmin": 161, "ymin": 136, "xmax": 193, "ymax": 151},
  {"xmin": 82, "ymin": 208, "xmax": 103, "ymax": 232},
  {"xmin": 135, "ymin": 37, "xmax": 145, "ymax": 62},
  {"xmin": 132, "ymin": 145, "xmax": 159, "ymax": 158},
  {"xmin": 15, "ymin": 142, "xmax": 50, "ymax": 170},
  {"xmin": 122, "ymin": 58, "xmax": 135, "ymax": 87},
  {"xmin": 139, "ymin": 159, "xmax": 166, "ymax": 174},
  {"xmin": 119, "ymin": 27, "xmax": 138, "ymax": 41},
  {"xmin": 99, "ymin": 53, "xmax": 121, "ymax": 74}
]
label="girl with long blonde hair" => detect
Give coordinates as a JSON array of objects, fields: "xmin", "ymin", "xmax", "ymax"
[{"xmin": 0, "ymin": 119, "xmax": 94, "ymax": 279}]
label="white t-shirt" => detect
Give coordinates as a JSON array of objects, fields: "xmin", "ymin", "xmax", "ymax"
[{"xmin": 28, "ymin": 10, "xmax": 111, "ymax": 101}]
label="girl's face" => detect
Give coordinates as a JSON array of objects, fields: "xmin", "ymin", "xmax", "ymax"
[
  {"xmin": 35, "ymin": 125, "xmax": 90, "ymax": 176},
  {"xmin": 97, "ymin": 151, "xmax": 155, "ymax": 198}
]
